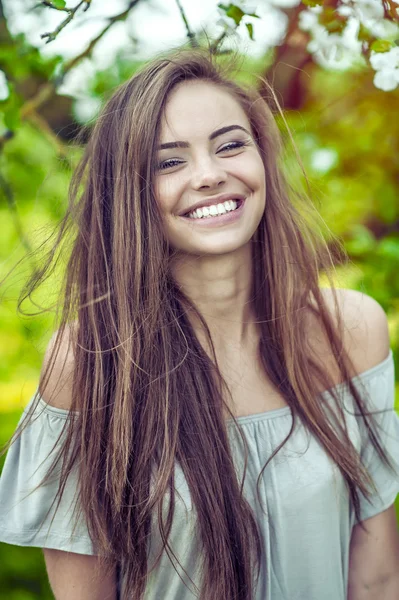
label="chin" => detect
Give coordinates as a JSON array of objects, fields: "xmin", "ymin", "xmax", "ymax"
[{"xmin": 180, "ymin": 236, "xmax": 255, "ymax": 257}]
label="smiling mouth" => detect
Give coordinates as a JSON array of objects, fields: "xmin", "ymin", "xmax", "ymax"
[{"xmin": 183, "ymin": 198, "xmax": 244, "ymax": 219}]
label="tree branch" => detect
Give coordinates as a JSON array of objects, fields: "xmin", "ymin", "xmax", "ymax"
[
  {"xmin": 61, "ymin": 0, "xmax": 141, "ymax": 77},
  {"xmin": 210, "ymin": 30, "xmax": 227, "ymax": 54},
  {"xmin": 2, "ymin": 0, "xmax": 141, "ymax": 137},
  {"xmin": 175, "ymin": 0, "xmax": 198, "ymax": 47},
  {"xmin": 261, "ymin": 4, "xmax": 308, "ymax": 109},
  {"xmin": 40, "ymin": 0, "xmax": 92, "ymax": 44},
  {"xmin": 382, "ymin": 0, "xmax": 399, "ymax": 22}
]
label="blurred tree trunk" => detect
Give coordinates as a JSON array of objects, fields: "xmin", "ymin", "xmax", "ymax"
[{"xmin": 260, "ymin": 4, "xmax": 313, "ymax": 111}]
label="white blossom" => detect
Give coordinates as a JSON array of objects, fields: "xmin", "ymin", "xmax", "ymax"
[
  {"xmin": 373, "ymin": 19, "xmax": 399, "ymax": 38},
  {"xmin": 370, "ymin": 47, "xmax": 399, "ymax": 91},
  {"xmin": 216, "ymin": 14, "xmax": 237, "ymax": 33},
  {"xmin": 370, "ymin": 46, "xmax": 399, "ymax": 69},
  {"xmin": 338, "ymin": 0, "xmax": 397, "ymax": 38},
  {"xmin": 305, "ymin": 18, "xmax": 362, "ymax": 70},
  {"xmin": 235, "ymin": 0, "xmax": 257, "ymax": 11},
  {"xmin": 73, "ymin": 95, "xmax": 102, "ymax": 124},
  {"xmin": 373, "ymin": 68, "xmax": 399, "ymax": 91},
  {"xmin": 296, "ymin": 0, "xmax": 399, "ymax": 89},
  {"xmin": 218, "ymin": 0, "xmax": 399, "ymax": 92},
  {"xmin": 268, "ymin": 0, "xmax": 301, "ymax": 7},
  {"xmin": 216, "ymin": 1, "xmax": 259, "ymax": 35},
  {"xmin": 298, "ymin": 10, "xmax": 318, "ymax": 33},
  {"xmin": 347, "ymin": 0, "xmax": 384, "ymax": 22},
  {"xmin": 336, "ymin": 6, "xmax": 353, "ymax": 18},
  {"xmin": 310, "ymin": 149, "xmax": 338, "ymax": 174},
  {"xmin": 0, "ymin": 70, "xmax": 9, "ymax": 101}
]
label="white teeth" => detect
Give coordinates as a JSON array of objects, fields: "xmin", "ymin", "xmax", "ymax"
[{"xmin": 187, "ymin": 199, "xmax": 242, "ymax": 219}]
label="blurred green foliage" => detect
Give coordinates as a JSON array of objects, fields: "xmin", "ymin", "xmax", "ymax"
[{"xmin": 1, "ymin": 32, "xmax": 399, "ymax": 600}]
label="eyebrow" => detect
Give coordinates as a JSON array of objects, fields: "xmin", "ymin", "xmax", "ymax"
[{"xmin": 157, "ymin": 125, "xmax": 251, "ymax": 150}]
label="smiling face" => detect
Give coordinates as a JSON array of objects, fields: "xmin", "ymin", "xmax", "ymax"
[{"xmin": 154, "ymin": 80, "xmax": 266, "ymax": 256}]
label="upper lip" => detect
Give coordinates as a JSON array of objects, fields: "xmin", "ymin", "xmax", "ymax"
[{"xmin": 178, "ymin": 193, "xmax": 246, "ymax": 216}]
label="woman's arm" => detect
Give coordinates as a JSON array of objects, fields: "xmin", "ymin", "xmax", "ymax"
[
  {"xmin": 43, "ymin": 549, "xmax": 117, "ymax": 600},
  {"xmin": 347, "ymin": 504, "xmax": 399, "ymax": 599}
]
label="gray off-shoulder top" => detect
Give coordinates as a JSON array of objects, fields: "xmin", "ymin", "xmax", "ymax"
[{"xmin": 1, "ymin": 350, "xmax": 399, "ymax": 600}]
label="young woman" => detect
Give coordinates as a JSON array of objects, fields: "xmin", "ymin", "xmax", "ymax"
[{"xmin": 0, "ymin": 48, "xmax": 399, "ymax": 600}]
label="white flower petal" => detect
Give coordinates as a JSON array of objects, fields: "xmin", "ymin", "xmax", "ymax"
[
  {"xmin": 373, "ymin": 68, "xmax": 399, "ymax": 91},
  {"xmin": 0, "ymin": 70, "xmax": 9, "ymax": 101},
  {"xmin": 268, "ymin": 0, "xmax": 301, "ymax": 7},
  {"xmin": 356, "ymin": 0, "xmax": 384, "ymax": 22},
  {"xmin": 369, "ymin": 19, "xmax": 399, "ymax": 38},
  {"xmin": 216, "ymin": 14, "xmax": 237, "ymax": 31},
  {"xmin": 310, "ymin": 148, "xmax": 338, "ymax": 174},
  {"xmin": 337, "ymin": 6, "xmax": 353, "ymax": 17},
  {"xmin": 298, "ymin": 11, "xmax": 318, "ymax": 32},
  {"xmin": 73, "ymin": 95, "xmax": 102, "ymax": 124},
  {"xmin": 370, "ymin": 48, "xmax": 399, "ymax": 71}
]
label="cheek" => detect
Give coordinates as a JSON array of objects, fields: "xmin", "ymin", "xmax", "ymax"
[
  {"xmin": 234, "ymin": 153, "xmax": 266, "ymax": 190},
  {"xmin": 154, "ymin": 181, "xmax": 173, "ymax": 215},
  {"xmin": 252, "ymin": 156, "xmax": 266, "ymax": 188},
  {"xmin": 154, "ymin": 176, "xmax": 185, "ymax": 214}
]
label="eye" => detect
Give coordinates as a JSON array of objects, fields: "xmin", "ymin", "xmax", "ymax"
[
  {"xmin": 158, "ymin": 158, "xmax": 185, "ymax": 171},
  {"xmin": 157, "ymin": 140, "xmax": 250, "ymax": 171},
  {"xmin": 217, "ymin": 140, "xmax": 248, "ymax": 153}
]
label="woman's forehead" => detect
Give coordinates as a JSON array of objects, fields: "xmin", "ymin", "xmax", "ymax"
[{"xmin": 159, "ymin": 81, "xmax": 250, "ymax": 143}]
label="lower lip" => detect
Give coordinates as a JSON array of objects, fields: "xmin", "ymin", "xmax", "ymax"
[{"xmin": 180, "ymin": 200, "xmax": 246, "ymax": 228}]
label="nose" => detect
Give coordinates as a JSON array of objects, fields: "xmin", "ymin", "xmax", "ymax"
[{"xmin": 190, "ymin": 156, "xmax": 227, "ymax": 191}]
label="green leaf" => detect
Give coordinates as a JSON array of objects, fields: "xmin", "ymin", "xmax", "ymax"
[
  {"xmin": 302, "ymin": 0, "xmax": 323, "ymax": 7},
  {"xmin": 345, "ymin": 224, "xmax": 376, "ymax": 257},
  {"xmin": 358, "ymin": 24, "xmax": 372, "ymax": 43},
  {"xmin": 52, "ymin": 0, "xmax": 67, "ymax": 8},
  {"xmin": 319, "ymin": 7, "xmax": 336, "ymax": 24},
  {"xmin": 370, "ymin": 39, "xmax": 393, "ymax": 53},
  {"xmin": 319, "ymin": 7, "xmax": 346, "ymax": 33},
  {"xmin": 4, "ymin": 104, "xmax": 20, "ymax": 130},
  {"xmin": 245, "ymin": 22, "xmax": 254, "ymax": 41},
  {"xmin": 325, "ymin": 19, "xmax": 346, "ymax": 34},
  {"xmin": 218, "ymin": 2, "xmax": 259, "ymax": 24},
  {"xmin": 226, "ymin": 5, "xmax": 245, "ymax": 26},
  {"xmin": 1, "ymin": 84, "xmax": 22, "ymax": 130},
  {"xmin": 376, "ymin": 238, "xmax": 399, "ymax": 260}
]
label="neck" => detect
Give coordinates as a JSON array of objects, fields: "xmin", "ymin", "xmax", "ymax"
[{"xmin": 170, "ymin": 243, "xmax": 259, "ymax": 355}]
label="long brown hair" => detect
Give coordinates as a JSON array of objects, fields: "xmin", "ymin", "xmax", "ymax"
[{"xmin": 4, "ymin": 47, "xmax": 398, "ymax": 599}]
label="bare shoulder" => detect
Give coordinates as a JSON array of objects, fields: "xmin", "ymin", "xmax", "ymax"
[
  {"xmin": 38, "ymin": 322, "xmax": 78, "ymax": 410},
  {"xmin": 319, "ymin": 287, "xmax": 390, "ymax": 376}
]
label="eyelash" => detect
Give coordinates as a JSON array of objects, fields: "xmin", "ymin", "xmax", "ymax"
[{"xmin": 158, "ymin": 140, "xmax": 249, "ymax": 171}]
